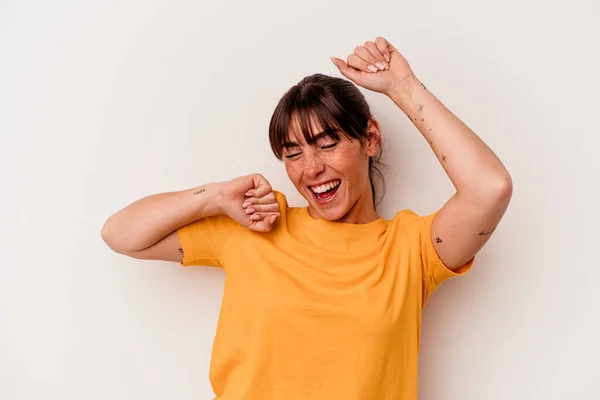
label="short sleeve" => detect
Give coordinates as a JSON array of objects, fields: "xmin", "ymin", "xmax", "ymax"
[
  {"xmin": 176, "ymin": 214, "xmax": 238, "ymax": 267},
  {"xmin": 419, "ymin": 209, "xmax": 474, "ymax": 293}
]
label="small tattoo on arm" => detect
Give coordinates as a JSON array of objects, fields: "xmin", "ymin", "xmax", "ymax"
[
  {"xmin": 478, "ymin": 228, "xmax": 496, "ymax": 236},
  {"xmin": 193, "ymin": 188, "xmax": 206, "ymax": 195},
  {"xmin": 421, "ymin": 83, "xmax": 427, "ymax": 90},
  {"xmin": 178, "ymin": 248, "xmax": 184, "ymax": 256},
  {"xmin": 435, "ymin": 237, "xmax": 443, "ymax": 243},
  {"xmin": 441, "ymin": 154, "xmax": 447, "ymax": 162},
  {"xmin": 418, "ymin": 104, "xmax": 424, "ymax": 112}
]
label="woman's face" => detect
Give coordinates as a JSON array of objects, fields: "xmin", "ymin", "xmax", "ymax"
[{"xmin": 282, "ymin": 116, "xmax": 381, "ymax": 222}]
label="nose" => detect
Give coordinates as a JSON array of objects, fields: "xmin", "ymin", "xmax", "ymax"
[{"xmin": 304, "ymin": 151, "xmax": 325, "ymax": 179}]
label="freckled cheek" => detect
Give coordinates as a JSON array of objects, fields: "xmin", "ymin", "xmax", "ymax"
[
  {"xmin": 284, "ymin": 162, "xmax": 303, "ymax": 188},
  {"xmin": 328, "ymin": 150, "xmax": 354, "ymax": 172},
  {"xmin": 330, "ymin": 148, "xmax": 365, "ymax": 180}
]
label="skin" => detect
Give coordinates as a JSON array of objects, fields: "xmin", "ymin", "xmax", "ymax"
[
  {"xmin": 280, "ymin": 117, "xmax": 381, "ymax": 224},
  {"xmin": 103, "ymin": 36, "xmax": 512, "ymax": 270}
]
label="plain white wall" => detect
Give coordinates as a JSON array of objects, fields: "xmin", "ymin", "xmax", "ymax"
[{"xmin": 1, "ymin": 0, "xmax": 598, "ymax": 399}]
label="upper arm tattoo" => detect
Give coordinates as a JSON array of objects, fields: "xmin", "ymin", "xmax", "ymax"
[{"xmin": 478, "ymin": 228, "xmax": 496, "ymax": 236}]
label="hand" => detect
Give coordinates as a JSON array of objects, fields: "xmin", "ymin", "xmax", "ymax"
[
  {"xmin": 220, "ymin": 173, "xmax": 280, "ymax": 232},
  {"xmin": 330, "ymin": 37, "xmax": 415, "ymax": 96}
]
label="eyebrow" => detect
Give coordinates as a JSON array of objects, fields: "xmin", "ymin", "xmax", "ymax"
[{"xmin": 282, "ymin": 130, "xmax": 337, "ymax": 149}]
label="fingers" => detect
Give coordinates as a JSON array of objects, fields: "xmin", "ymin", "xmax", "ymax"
[
  {"xmin": 248, "ymin": 211, "xmax": 280, "ymax": 221},
  {"xmin": 358, "ymin": 42, "xmax": 389, "ymax": 71},
  {"xmin": 250, "ymin": 214, "xmax": 279, "ymax": 232},
  {"xmin": 243, "ymin": 190, "xmax": 276, "ymax": 206},
  {"xmin": 246, "ymin": 186, "xmax": 271, "ymax": 198},
  {"xmin": 374, "ymin": 36, "xmax": 392, "ymax": 63},
  {"xmin": 347, "ymin": 53, "xmax": 375, "ymax": 73},
  {"xmin": 249, "ymin": 212, "xmax": 280, "ymax": 234},
  {"xmin": 332, "ymin": 37, "xmax": 392, "ymax": 76},
  {"xmin": 246, "ymin": 174, "xmax": 272, "ymax": 198},
  {"xmin": 242, "ymin": 194, "xmax": 278, "ymax": 222},
  {"xmin": 244, "ymin": 201, "xmax": 279, "ymax": 213},
  {"xmin": 240, "ymin": 176, "xmax": 279, "ymax": 230},
  {"xmin": 331, "ymin": 57, "xmax": 362, "ymax": 82}
]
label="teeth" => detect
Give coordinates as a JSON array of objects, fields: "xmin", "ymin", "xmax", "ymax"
[{"xmin": 311, "ymin": 180, "xmax": 341, "ymax": 194}]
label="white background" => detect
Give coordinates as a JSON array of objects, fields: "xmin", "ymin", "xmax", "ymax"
[{"xmin": 1, "ymin": 0, "xmax": 599, "ymax": 399}]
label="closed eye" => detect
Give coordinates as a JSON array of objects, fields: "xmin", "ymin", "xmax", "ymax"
[
  {"xmin": 284, "ymin": 142, "xmax": 336, "ymax": 159},
  {"xmin": 320, "ymin": 143, "xmax": 337, "ymax": 150}
]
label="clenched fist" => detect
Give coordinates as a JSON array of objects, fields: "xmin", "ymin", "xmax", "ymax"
[{"xmin": 220, "ymin": 173, "xmax": 280, "ymax": 232}]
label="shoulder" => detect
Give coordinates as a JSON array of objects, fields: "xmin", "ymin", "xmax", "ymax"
[
  {"xmin": 272, "ymin": 190, "xmax": 295, "ymax": 218},
  {"xmin": 273, "ymin": 190, "xmax": 289, "ymax": 207},
  {"xmin": 391, "ymin": 208, "xmax": 437, "ymax": 224},
  {"xmin": 388, "ymin": 208, "xmax": 440, "ymax": 244},
  {"xmin": 273, "ymin": 190, "xmax": 296, "ymax": 210}
]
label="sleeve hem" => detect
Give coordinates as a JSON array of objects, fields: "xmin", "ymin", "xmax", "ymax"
[
  {"xmin": 430, "ymin": 257, "xmax": 474, "ymax": 277},
  {"xmin": 181, "ymin": 256, "xmax": 221, "ymax": 267},
  {"xmin": 176, "ymin": 226, "xmax": 193, "ymax": 266}
]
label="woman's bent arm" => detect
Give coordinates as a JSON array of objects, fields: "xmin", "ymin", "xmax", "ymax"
[{"xmin": 101, "ymin": 183, "xmax": 224, "ymax": 260}]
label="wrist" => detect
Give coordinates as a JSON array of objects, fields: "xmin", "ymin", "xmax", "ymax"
[
  {"xmin": 387, "ymin": 74, "xmax": 424, "ymax": 108},
  {"xmin": 208, "ymin": 182, "xmax": 228, "ymax": 216},
  {"xmin": 188, "ymin": 182, "xmax": 226, "ymax": 220}
]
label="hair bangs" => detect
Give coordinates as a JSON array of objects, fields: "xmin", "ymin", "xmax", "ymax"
[
  {"xmin": 269, "ymin": 83, "xmax": 362, "ymax": 160},
  {"xmin": 293, "ymin": 97, "xmax": 343, "ymax": 147}
]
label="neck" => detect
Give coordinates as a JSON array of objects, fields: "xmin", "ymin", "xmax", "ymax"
[{"xmin": 339, "ymin": 193, "xmax": 379, "ymax": 224}]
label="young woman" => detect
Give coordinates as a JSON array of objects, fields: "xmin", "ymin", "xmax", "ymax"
[{"xmin": 102, "ymin": 37, "xmax": 512, "ymax": 400}]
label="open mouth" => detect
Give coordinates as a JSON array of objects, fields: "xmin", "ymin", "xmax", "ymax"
[{"xmin": 309, "ymin": 179, "xmax": 341, "ymax": 202}]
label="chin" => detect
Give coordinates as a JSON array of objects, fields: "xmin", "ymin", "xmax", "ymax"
[{"xmin": 305, "ymin": 186, "xmax": 348, "ymax": 221}]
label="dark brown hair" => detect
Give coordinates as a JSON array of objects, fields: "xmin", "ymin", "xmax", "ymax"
[{"xmin": 268, "ymin": 73, "xmax": 385, "ymax": 207}]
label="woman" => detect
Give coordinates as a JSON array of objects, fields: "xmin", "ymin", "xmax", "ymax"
[{"xmin": 102, "ymin": 37, "xmax": 512, "ymax": 399}]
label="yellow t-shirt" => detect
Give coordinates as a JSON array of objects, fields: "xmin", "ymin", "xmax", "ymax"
[{"xmin": 177, "ymin": 191, "xmax": 473, "ymax": 400}]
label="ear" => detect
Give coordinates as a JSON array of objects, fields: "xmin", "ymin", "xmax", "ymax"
[{"xmin": 365, "ymin": 118, "xmax": 382, "ymax": 157}]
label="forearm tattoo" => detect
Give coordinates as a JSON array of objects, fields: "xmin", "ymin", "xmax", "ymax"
[{"xmin": 193, "ymin": 188, "xmax": 206, "ymax": 195}]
